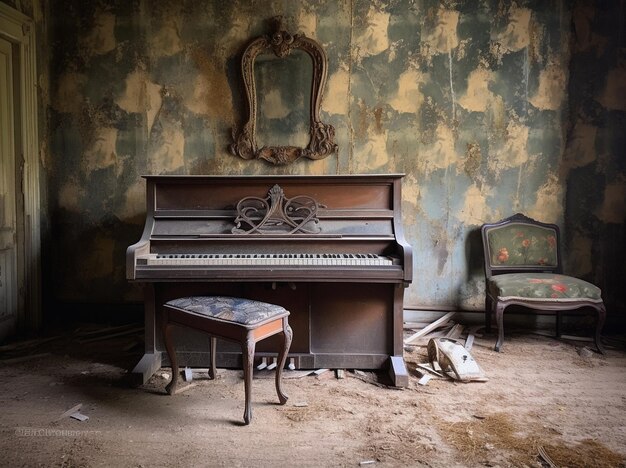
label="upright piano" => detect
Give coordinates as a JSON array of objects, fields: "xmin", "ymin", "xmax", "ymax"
[{"xmin": 127, "ymin": 174, "xmax": 413, "ymax": 386}]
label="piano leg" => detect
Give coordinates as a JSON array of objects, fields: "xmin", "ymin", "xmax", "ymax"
[
  {"xmin": 131, "ymin": 352, "xmax": 162, "ymax": 386},
  {"xmin": 131, "ymin": 284, "xmax": 162, "ymax": 385},
  {"xmin": 389, "ymin": 286, "xmax": 409, "ymax": 387},
  {"xmin": 388, "ymin": 355, "xmax": 409, "ymax": 388}
]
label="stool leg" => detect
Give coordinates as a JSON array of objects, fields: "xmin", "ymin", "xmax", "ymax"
[
  {"xmin": 275, "ymin": 320, "xmax": 292, "ymax": 405},
  {"xmin": 241, "ymin": 336, "xmax": 256, "ymax": 425},
  {"xmin": 209, "ymin": 336, "xmax": 217, "ymax": 380},
  {"xmin": 163, "ymin": 323, "xmax": 178, "ymax": 395}
]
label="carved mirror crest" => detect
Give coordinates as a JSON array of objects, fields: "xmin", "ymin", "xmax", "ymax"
[{"xmin": 229, "ymin": 17, "xmax": 337, "ymax": 165}]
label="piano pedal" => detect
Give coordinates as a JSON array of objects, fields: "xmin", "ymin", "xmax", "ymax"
[
  {"xmin": 256, "ymin": 357, "xmax": 268, "ymax": 371},
  {"xmin": 266, "ymin": 357, "xmax": 278, "ymax": 370},
  {"xmin": 288, "ymin": 357, "xmax": 296, "ymax": 371}
]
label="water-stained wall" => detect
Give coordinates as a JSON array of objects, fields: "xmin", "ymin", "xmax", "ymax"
[
  {"xmin": 39, "ymin": 0, "xmax": 625, "ymax": 319},
  {"xmin": 564, "ymin": 2, "xmax": 626, "ymax": 320}
]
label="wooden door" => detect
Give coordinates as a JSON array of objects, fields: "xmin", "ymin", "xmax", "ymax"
[{"xmin": 0, "ymin": 36, "xmax": 17, "ymax": 340}]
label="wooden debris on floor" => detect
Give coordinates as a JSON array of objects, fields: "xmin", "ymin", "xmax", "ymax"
[
  {"xmin": 403, "ymin": 314, "xmax": 484, "ymax": 349},
  {"xmin": 56, "ymin": 403, "xmax": 83, "ymax": 422},
  {"xmin": 415, "ymin": 362, "xmax": 445, "ymax": 378},
  {"xmin": 417, "ymin": 374, "xmax": 432, "ymax": 386},
  {"xmin": 427, "ymin": 338, "xmax": 488, "ymax": 382},
  {"xmin": 404, "ymin": 312, "xmax": 456, "ymax": 345}
]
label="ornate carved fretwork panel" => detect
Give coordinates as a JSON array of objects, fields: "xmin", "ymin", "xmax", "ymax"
[{"xmin": 232, "ymin": 184, "xmax": 324, "ymax": 235}]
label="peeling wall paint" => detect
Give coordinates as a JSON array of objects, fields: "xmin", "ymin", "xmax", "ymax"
[
  {"xmin": 564, "ymin": 0, "xmax": 626, "ymax": 317},
  {"xmin": 34, "ymin": 0, "xmax": 625, "ymax": 319}
]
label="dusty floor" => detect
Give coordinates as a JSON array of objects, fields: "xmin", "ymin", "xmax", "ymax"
[{"xmin": 0, "ymin": 326, "xmax": 625, "ymax": 468}]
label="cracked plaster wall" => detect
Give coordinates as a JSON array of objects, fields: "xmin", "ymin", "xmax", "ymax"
[{"xmin": 35, "ymin": 0, "xmax": 625, "ymax": 319}]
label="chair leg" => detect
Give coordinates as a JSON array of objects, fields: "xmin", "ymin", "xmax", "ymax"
[
  {"xmin": 209, "ymin": 336, "xmax": 217, "ymax": 380},
  {"xmin": 494, "ymin": 302, "xmax": 505, "ymax": 352},
  {"xmin": 595, "ymin": 304, "xmax": 606, "ymax": 355},
  {"xmin": 241, "ymin": 336, "xmax": 256, "ymax": 425},
  {"xmin": 163, "ymin": 323, "xmax": 178, "ymax": 395},
  {"xmin": 485, "ymin": 296, "xmax": 492, "ymax": 333},
  {"xmin": 275, "ymin": 319, "xmax": 292, "ymax": 405}
]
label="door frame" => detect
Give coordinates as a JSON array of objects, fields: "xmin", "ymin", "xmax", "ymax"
[{"xmin": 0, "ymin": 3, "xmax": 41, "ymax": 329}]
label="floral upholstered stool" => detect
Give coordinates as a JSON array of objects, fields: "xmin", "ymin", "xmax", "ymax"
[
  {"xmin": 162, "ymin": 296, "xmax": 293, "ymax": 425},
  {"xmin": 481, "ymin": 213, "xmax": 606, "ymax": 353}
]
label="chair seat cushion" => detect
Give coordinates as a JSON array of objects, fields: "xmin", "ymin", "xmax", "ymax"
[
  {"xmin": 165, "ymin": 296, "xmax": 289, "ymax": 325},
  {"xmin": 488, "ymin": 273, "xmax": 602, "ymax": 302}
]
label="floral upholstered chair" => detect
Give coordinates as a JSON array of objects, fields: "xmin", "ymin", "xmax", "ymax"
[{"xmin": 481, "ymin": 213, "xmax": 605, "ymax": 353}]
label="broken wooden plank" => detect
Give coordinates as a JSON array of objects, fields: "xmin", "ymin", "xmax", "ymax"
[
  {"xmin": 173, "ymin": 383, "xmax": 198, "ymax": 394},
  {"xmin": 404, "ymin": 312, "xmax": 456, "ymax": 344},
  {"xmin": 348, "ymin": 371, "xmax": 401, "ymax": 390},
  {"xmin": 70, "ymin": 412, "xmax": 89, "ymax": 422},
  {"xmin": 403, "ymin": 329, "xmax": 452, "ymax": 347},
  {"xmin": 445, "ymin": 323, "xmax": 464, "ymax": 340},
  {"xmin": 403, "ymin": 321, "xmax": 430, "ymax": 330},
  {"xmin": 57, "ymin": 403, "xmax": 83, "ymax": 421},
  {"xmin": 465, "ymin": 334, "xmax": 475, "ymax": 351},
  {"xmin": 538, "ymin": 446, "xmax": 557, "ymax": 468},
  {"xmin": 416, "ymin": 363, "xmax": 444, "ymax": 378},
  {"xmin": 417, "ymin": 374, "xmax": 432, "ymax": 385},
  {"xmin": 467, "ymin": 324, "xmax": 484, "ymax": 338}
]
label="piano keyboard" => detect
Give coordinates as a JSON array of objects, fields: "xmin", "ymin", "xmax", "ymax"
[{"xmin": 142, "ymin": 253, "xmax": 394, "ymax": 266}]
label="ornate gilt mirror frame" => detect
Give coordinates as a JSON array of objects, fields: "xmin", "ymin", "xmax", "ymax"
[{"xmin": 229, "ymin": 17, "xmax": 337, "ymax": 165}]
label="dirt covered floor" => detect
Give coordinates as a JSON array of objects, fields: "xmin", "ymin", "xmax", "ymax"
[{"xmin": 0, "ymin": 327, "xmax": 625, "ymax": 467}]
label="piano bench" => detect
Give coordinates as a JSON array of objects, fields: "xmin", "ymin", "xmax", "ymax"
[{"xmin": 161, "ymin": 296, "xmax": 293, "ymax": 425}]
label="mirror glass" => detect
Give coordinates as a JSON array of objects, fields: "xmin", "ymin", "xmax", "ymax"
[{"xmin": 254, "ymin": 49, "xmax": 312, "ymax": 149}]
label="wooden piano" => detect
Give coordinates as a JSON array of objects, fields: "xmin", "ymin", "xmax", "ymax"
[{"xmin": 127, "ymin": 174, "xmax": 413, "ymax": 386}]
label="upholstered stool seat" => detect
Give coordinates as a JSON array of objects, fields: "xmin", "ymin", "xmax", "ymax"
[{"xmin": 162, "ymin": 296, "xmax": 292, "ymax": 425}]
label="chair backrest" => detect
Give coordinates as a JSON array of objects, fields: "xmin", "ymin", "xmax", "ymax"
[{"xmin": 481, "ymin": 213, "xmax": 562, "ymax": 278}]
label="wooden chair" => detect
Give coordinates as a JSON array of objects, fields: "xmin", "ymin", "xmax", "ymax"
[
  {"xmin": 162, "ymin": 296, "xmax": 293, "ymax": 425},
  {"xmin": 481, "ymin": 213, "xmax": 605, "ymax": 353}
]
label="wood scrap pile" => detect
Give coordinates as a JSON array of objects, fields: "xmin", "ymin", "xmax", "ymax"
[
  {"xmin": 404, "ymin": 312, "xmax": 481, "ymax": 350},
  {"xmin": 404, "ymin": 312, "xmax": 488, "ymax": 384}
]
